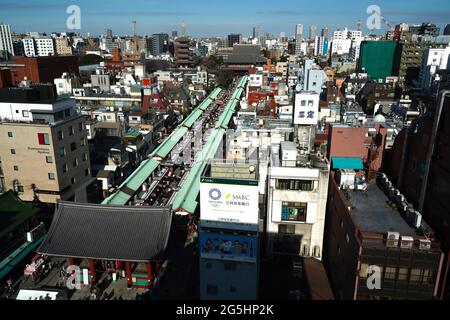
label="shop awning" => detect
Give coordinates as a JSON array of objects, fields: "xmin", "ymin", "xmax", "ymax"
[{"xmin": 331, "ymin": 157, "xmax": 363, "ymax": 170}]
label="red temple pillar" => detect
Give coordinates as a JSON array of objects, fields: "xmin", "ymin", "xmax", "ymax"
[
  {"xmin": 125, "ymin": 262, "xmax": 132, "ymax": 287},
  {"xmin": 88, "ymin": 259, "xmax": 96, "ymax": 284},
  {"xmin": 68, "ymin": 257, "xmax": 75, "ymax": 266},
  {"xmin": 146, "ymin": 262, "xmax": 152, "ymax": 287}
]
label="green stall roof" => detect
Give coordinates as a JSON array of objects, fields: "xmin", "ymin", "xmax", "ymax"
[
  {"xmin": 151, "ymin": 126, "xmax": 188, "ymax": 158},
  {"xmin": 182, "ymin": 109, "xmax": 204, "ymax": 128},
  {"xmin": 0, "ymin": 236, "xmax": 45, "ymax": 281},
  {"xmin": 102, "ymin": 158, "xmax": 161, "ymax": 205},
  {"xmin": 331, "ymin": 157, "xmax": 363, "ymax": 170},
  {"xmin": 171, "ymin": 128, "xmax": 225, "ymax": 213},
  {"xmin": 1, "ymin": 190, "xmax": 39, "ymax": 240}
]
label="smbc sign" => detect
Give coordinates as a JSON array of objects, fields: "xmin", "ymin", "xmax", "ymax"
[{"xmin": 200, "ymin": 178, "xmax": 259, "ymax": 231}]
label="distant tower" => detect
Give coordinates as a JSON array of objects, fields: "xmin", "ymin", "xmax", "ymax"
[
  {"xmin": 321, "ymin": 26, "xmax": 329, "ymax": 39},
  {"xmin": 356, "ymin": 19, "xmax": 362, "ymax": 31},
  {"xmin": 181, "ymin": 18, "xmax": 186, "ymax": 36},
  {"xmin": 131, "ymin": 21, "xmax": 136, "ymax": 36}
]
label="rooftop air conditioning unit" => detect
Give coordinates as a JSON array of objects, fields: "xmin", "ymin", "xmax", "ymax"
[
  {"xmin": 400, "ymin": 201, "xmax": 409, "ymax": 212},
  {"xmin": 419, "ymin": 239, "xmax": 431, "ymax": 250},
  {"xmin": 414, "ymin": 211, "xmax": 422, "ymax": 229},
  {"xmin": 387, "ymin": 231, "xmax": 400, "ymax": 247},
  {"xmin": 400, "ymin": 236, "xmax": 414, "ymax": 249}
]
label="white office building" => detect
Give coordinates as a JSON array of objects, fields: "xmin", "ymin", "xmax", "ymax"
[
  {"xmin": 22, "ymin": 37, "xmax": 36, "ymax": 57},
  {"xmin": 419, "ymin": 45, "xmax": 450, "ymax": 91},
  {"xmin": 266, "ymin": 141, "xmax": 330, "ymax": 259},
  {"xmin": 35, "ymin": 37, "xmax": 55, "ymax": 56},
  {"xmin": 0, "ymin": 22, "xmax": 14, "ymax": 56}
]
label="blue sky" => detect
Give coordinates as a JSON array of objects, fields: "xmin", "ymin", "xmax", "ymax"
[{"xmin": 1, "ymin": 0, "xmax": 449, "ymax": 37}]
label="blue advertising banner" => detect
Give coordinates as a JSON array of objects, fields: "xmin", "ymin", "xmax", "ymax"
[{"xmin": 199, "ymin": 232, "xmax": 257, "ymax": 262}]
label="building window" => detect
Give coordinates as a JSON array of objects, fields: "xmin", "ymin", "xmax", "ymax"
[
  {"xmin": 410, "ymin": 268, "xmax": 422, "ymax": 282},
  {"xmin": 69, "ymin": 126, "xmax": 74, "ymax": 136},
  {"xmin": 384, "ymin": 266, "xmax": 396, "ymax": 280},
  {"xmin": 48, "ymin": 173, "xmax": 55, "ymax": 180},
  {"xmin": 73, "ymin": 158, "xmax": 78, "ymax": 167},
  {"xmin": 22, "ymin": 110, "xmax": 30, "ymax": 117},
  {"xmin": 82, "ymin": 153, "xmax": 88, "ymax": 162},
  {"xmin": 78, "ymin": 122, "xmax": 83, "ymax": 132},
  {"xmin": 224, "ymin": 261, "xmax": 237, "ymax": 271},
  {"xmin": 276, "ymin": 179, "xmax": 313, "ymax": 191},
  {"xmin": 71, "ymin": 177, "xmax": 76, "ymax": 184},
  {"xmin": 10, "ymin": 149, "xmax": 16, "ymax": 155},
  {"xmin": 281, "ymin": 202, "xmax": 307, "ymax": 222},
  {"xmin": 7, "ymin": 132, "xmax": 13, "ymax": 138},
  {"xmin": 206, "ymin": 284, "xmax": 218, "ymax": 296},
  {"xmin": 398, "ymin": 267, "xmax": 409, "ymax": 281},
  {"xmin": 62, "ymin": 164, "xmax": 68, "ymax": 173},
  {"xmin": 359, "ymin": 263, "xmax": 369, "ymax": 278},
  {"xmin": 13, "ymin": 165, "xmax": 19, "ymax": 171},
  {"xmin": 278, "ymin": 224, "xmax": 295, "ymax": 234},
  {"xmin": 80, "ymin": 138, "xmax": 86, "ymax": 146},
  {"xmin": 57, "ymin": 130, "xmax": 64, "ymax": 140},
  {"xmin": 46, "ymin": 156, "xmax": 53, "ymax": 163},
  {"xmin": 37, "ymin": 133, "xmax": 50, "ymax": 145},
  {"xmin": 59, "ymin": 147, "xmax": 66, "ymax": 157},
  {"xmin": 70, "ymin": 142, "xmax": 77, "ymax": 151},
  {"xmin": 422, "ymin": 269, "xmax": 434, "ymax": 285}
]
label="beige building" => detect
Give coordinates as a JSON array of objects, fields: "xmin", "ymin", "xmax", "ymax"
[
  {"xmin": 0, "ymin": 116, "xmax": 91, "ymax": 203},
  {"xmin": 0, "ymin": 85, "xmax": 92, "ymax": 204},
  {"xmin": 55, "ymin": 37, "xmax": 73, "ymax": 55}
]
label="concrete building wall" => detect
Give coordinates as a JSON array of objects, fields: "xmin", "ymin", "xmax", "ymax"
[
  {"xmin": 200, "ymin": 258, "xmax": 258, "ymax": 300},
  {"xmin": 0, "ymin": 23, "xmax": 14, "ymax": 56},
  {"xmin": 0, "ymin": 116, "xmax": 91, "ymax": 203}
]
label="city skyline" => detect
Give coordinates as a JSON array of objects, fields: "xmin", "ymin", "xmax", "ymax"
[{"xmin": 1, "ymin": 0, "xmax": 450, "ymax": 37}]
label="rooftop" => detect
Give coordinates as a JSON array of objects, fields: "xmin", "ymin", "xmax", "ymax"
[
  {"xmin": 346, "ymin": 181, "xmax": 430, "ymax": 236},
  {"xmin": 38, "ymin": 201, "xmax": 172, "ymax": 262}
]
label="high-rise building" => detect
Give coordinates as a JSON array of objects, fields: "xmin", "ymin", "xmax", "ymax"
[
  {"xmin": 227, "ymin": 34, "xmax": 241, "ymax": 48},
  {"xmin": 22, "ymin": 38, "xmax": 36, "ymax": 57},
  {"xmin": 444, "ymin": 24, "xmax": 450, "ymax": 35},
  {"xmin": 105, "ymin": 28, "xmax": 113, "ymax": 39},
  {"xmin": 295, "ymin": 24, "xmax": 303, "ymax": 40},
  {"xmin": 199, "ymin": 161, "xmax": 260, "ymax": 300},
  {"xmin": 0, "ymin": 22, "xmax": 14, "ymax": 56},
  {"xmin": 22, "ymin": 36, "xmax": 55, "ymax": 57},
  {"xmin": 321, "ymin": 26, "xmax": 329, "ymax": 39},
  {"xmin": 252, "ymin": 26, "xmax": 259, "ymax": 39},
  {"xmin": 309, "ymin": 25, "xmax": 317, "ymax": 40},
  {"xmin": 358, "ymin": 41, "xmax": 398, "ymax": 81},
  {"xmin": 55, "ymin": 37, "xmax": 73, "ymax": 56},
  {"xmin": 172, "ymin": 30, "xmax": 178, "ymax": 39},
  {"xmin": 151, "ymin": 33, "xmax": 169, "ymax": 56}
]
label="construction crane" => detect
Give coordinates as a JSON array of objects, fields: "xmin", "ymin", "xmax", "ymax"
[{"xmin": 181, "ymin": 18, "xmax": 186, "ymax": 37}]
